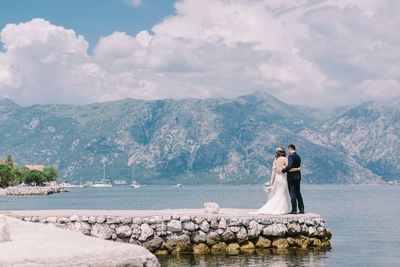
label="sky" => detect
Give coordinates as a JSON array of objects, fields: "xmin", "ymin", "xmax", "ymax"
[{"xmin": 0, "ymin": 0, "xmax": 399, "ymax": 108}]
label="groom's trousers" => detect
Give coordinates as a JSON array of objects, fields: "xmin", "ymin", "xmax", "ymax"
[{"xmin": 288, "ymin": 179, "xmax": 304, "ymax": 213}]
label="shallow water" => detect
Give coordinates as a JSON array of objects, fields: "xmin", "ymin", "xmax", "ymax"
[{"xmin": 1, "ymin": 184, "xmax": 399, "ymax": 266}]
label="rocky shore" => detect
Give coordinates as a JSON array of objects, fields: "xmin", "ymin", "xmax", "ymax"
[
  {"xmin": 4, "ymin": 209, "xmax": 332, "ymax": 256},
  {"xmin": 4, "ymin": 186, "xmax": 64, "ymax": 196}
]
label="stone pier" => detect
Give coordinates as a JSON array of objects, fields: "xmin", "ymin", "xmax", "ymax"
[{"xmin": 2, "ymin": 209, "xmax": 332, "ymax": 256}]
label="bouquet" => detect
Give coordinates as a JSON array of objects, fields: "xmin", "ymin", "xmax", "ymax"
[{"xmin": 264, "ymin": 182, "xmax": 273, "ymax": 193}]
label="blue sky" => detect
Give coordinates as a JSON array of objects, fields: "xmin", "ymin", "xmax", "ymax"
[
  {"xmin": 0, "ymin": 0, "xmax": 176, "ymax": 52},
  {"xmin": 0, "ymin": 0, "xmax": 399, "ymax": 107}
]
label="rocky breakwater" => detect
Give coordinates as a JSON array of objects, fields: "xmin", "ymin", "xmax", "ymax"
[
  {"xmin": 5, "ymin": 186, "xmax": 63, "ymax": 196},
  {"xmin": 15, "ymin": 209, "xmax": 332, "ymax": 256}
]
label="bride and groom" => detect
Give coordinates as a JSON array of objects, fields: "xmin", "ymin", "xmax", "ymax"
[{"xmin": 252, "ymin": 144, "xmax": 305, "ymax": 215}]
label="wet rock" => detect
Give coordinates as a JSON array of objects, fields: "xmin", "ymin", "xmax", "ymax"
[
  {"xmin": 193, "ymin": 243, "xmax": 210, "ymax": 254},
  {"xmin": 226, "ymin": 243, "xmax": 240, "ymax": 255},
  {"xmin": 211, "ymin": 242, "xmax": 227, "ymax": 254},
  {"xmin": 272, "ymin": 238, "xmax": 289, "ymax": 249},
  {"xmin": 240, "ymin": 241, "xmax": 255, "ymax": 251},
  {"xmin": 255, "ymin": 236, "xmax": 271, "ymax": 248}
]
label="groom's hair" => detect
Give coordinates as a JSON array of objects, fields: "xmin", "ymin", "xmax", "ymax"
[{"xmin": 288, "ymin": 144, "xmax": 296, "ymax": 150}]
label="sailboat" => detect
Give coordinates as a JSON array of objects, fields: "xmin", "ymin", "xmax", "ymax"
[
  {"xmin": 92, "ymin": 162, "xmax": 112, "ymax": 188},
  {"xmin": 130, "ymin": 167, "xmax": 140, "ymax": 188}
]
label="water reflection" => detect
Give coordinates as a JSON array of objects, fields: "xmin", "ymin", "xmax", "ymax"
[{"xmin": 158, "ymin": 248, "xmax": 331, "ymax": 267}]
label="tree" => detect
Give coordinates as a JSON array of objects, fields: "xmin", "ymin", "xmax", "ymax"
[
  {"xmin": 4, "ymin": 155, "xmax": 14, "ymax": 169},
  {"xmin": 0, "ymin": 163, "xmax": 13, "ymax": 187},
  {"xmin": 43, "ymin": 167, "xmax": 60, "ymax": 182},
  {"xmin": 12, "ymin": 166, "xmax": 25, "ymax": 185},
  {"xmin": 23, "ymin": 170, "xmax": 47, "ymax": 186}
]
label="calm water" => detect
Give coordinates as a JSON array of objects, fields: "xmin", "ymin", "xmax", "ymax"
[{"xmin": 1, "ymin": 184, "xmax": 399, "ymax": 266}]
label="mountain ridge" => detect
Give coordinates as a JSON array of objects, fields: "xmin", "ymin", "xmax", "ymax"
[{"xmin": 0, "ymin": 93, "xmax": 396, "ymax": 184}]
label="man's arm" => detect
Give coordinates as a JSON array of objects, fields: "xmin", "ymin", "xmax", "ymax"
[{"xmin": 281, "ymin": 155, "xmax": 294, "ymax": 174}]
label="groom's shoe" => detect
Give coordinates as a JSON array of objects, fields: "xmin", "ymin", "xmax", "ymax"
[
  {"xmin": 289, "ymin": 211, "xmax": 297, "ymax": 215},
  {"xmin": 298, "ymin": 211, "xmax": 305, "ymax": 214}
]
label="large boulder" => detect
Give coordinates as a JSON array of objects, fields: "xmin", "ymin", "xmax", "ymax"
[{"xmin": 204, "ymin": 202, "xmax": 220, "ymax": 214}]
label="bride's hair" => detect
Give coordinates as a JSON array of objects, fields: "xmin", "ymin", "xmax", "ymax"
[{"xmin": 275, "ymin": 146, "xmax": 286, "ymax": 159}]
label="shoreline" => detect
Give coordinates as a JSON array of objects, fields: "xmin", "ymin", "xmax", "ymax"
[{"xmin": 2, "ymin": 209, "xmax": 331, "ymax": 256}]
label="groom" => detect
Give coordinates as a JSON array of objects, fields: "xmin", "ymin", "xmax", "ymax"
[{"xmin": 278, "ymin": 144, "xmax": 305, "ymax": 214}]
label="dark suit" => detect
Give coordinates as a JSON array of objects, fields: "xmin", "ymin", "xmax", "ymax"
[{"xmin": 281, "ymin": 151, "xmax": 304, "ymax": 213}]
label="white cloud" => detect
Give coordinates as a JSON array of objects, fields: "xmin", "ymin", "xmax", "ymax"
[
  {"xmin": 0, "ymin": 1, "xmax": 399, "ymax": 107},
  {"xmin": 359, "ymin": 79, "xmax": 400, "ymax": 98}
]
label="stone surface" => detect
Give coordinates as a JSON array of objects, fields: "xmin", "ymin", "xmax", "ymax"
[
  {"xmin": 116, "ymin": 225, "xmax": 132, "ymax": 238},
  {"xmin": 226, "ymin": 243, "xmax": 240, "ymax": 255},
  {"xmin": 205, "ymin": 231, "xmax": 220, "ymax": 246},
  {"xmin": 182, "ymin": 221, "xmax": 196, "ymax": 231},
  {"xmin": 166, "ymin": 234, "xmax": 191, "ymax": 253},
  {"xmin": 240, "ymin": 241, "xmax": 255, "ymax": 251},
  {"xmin": 263, "ymin": 223, "xmax": 287, "ymax": 237},
  {"xmin": 0, "ymin": 216, "xmax": 11, "ymax": 242},
  {"xmin": 90, "ymin": 224, "xmax": 113, "ymax": 240},
  {"xmin": 0, "ymin": 210, "xmax": 331, "ymax": 255},
  {"xmin": 191, "ymin": 230, "xmax": 206, "ymax": 243},
  {"xmin": 211, "ymin": 242, "xmax": 227, "ymax": 253},
  {"xmin": 167, "ymin": 220, "xmax": 182, "ymax": 232},
  {"xmin": 236, "ymin": 227, "xmax": 248, "ymax": 243},
  {"xmin": 143, "ymin": 236, "xmax": 164, "ymax": 252},
  {"xmin": 139, "ymin": 223, "xmax": 154, "ymax": 241},
  {"xmin": 193, "ymin": 243, "xmax": 210, "ymax": 255},
  {"xmin": 272, "ymin": 238, "xmax": 289, "ymax": 249},
  {"xmin": 0, "ymin": 216, "xmax": 159, "ymax": 267},
  {"xmin": 222, "ymin": 229, "xmax": 236, "ymax": 242},
  {"xmin": 204, "ymin": 202, "xmax": 220, "ymax": 214},
  {"xmin": 255, "ymin": 236, "xmax": 271, "ymax": 248},
  {"xmin": 200, "ymin": 220, "xmax": 210, "ymax": 233}
]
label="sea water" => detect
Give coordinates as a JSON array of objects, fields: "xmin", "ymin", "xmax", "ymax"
[{"xmin": 1, "ymin": 184, "xmax": 399, "ymax": 266}]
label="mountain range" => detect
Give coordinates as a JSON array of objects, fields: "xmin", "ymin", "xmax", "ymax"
[{"xmin": 0, "ymin": 91, "xmax": 398, "ymax": 184}]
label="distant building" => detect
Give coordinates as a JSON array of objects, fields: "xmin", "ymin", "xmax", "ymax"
[{"xmin": 25, "ymin": 165, "xmax": 45, "ymax": 171}]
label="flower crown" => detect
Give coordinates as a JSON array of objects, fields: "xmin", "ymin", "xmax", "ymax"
[{"xmin": 276, "ymin": 147, "xmax": 284, "ymax": 152}]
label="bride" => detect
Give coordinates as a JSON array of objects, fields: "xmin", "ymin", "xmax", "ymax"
[{"xmin": 251, "ymin": 146, "xmax": 300, "ymax": 215}]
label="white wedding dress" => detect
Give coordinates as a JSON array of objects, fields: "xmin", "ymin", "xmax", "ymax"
[{"xmin": 252, "ymin": 166, "xmax": 291, "ymax": 215}]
